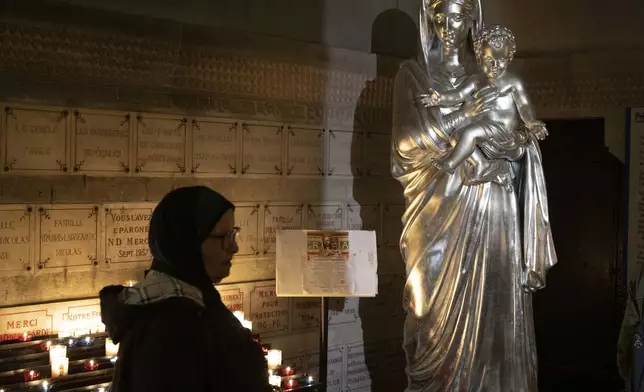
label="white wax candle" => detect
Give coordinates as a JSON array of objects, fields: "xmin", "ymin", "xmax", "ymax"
[
  {"xmin": 49, "ymin": 345, "xmax": 67, "ymax": 363},
  {"xmin": 241, "ymin": 319, "xmax": 253, "ymax": 331},
  {"xmin": 57, "ymin": 329, "xmax": 72, "ymax": 339},
  {"xmin": 105, "ymin": 338, "xmax": 119, "ymax": 357},
  {"xmin": 51, "ymin": 357, "xmax": 69, "ymax": 378},
  {"xmin": 124, "ymin": 280, "xmax": 137, "ymax": 287},
  {"xmin": 233, "ymin": 311, "xmax": 245, "ymax": 323},
  {"xmin": 266, "ymin": 349, "xmax": 282, "ymax": 369},
  {"xmin": 269, "ymin": 374, "xmax": 282, "ymax": 387}
]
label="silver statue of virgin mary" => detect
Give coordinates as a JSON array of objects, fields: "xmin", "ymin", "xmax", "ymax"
[{"xmin": 391, "ymin": 0, "xmax": 557, "ymax": 391}]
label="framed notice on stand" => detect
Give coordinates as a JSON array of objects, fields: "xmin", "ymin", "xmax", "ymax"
[
  {"xmin": 275, "ymin": 230, "xmax": 378, "ymax": 392},
  {"xmin": 275, "ymin": 230, "xmax": 378, "ymax": 297},
  {"xmin": 627, "ymin": 108, "xmax": 644, "ymax": 279}
]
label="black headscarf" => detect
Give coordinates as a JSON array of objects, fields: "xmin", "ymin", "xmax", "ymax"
[{"xmin": 148, "ymin": 186, "xmax": 234, "ymax": 298}]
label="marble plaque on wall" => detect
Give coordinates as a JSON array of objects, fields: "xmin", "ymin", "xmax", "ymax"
[
  {"xmin": 305, "ymin": 346, "xmax": 344, "ymax": 392},
  {"xmin": 37, "ymin": 205, "xmax": 99, "ymax": 270},
  {"xmin": 328, "ymin": 297, "xmax": 360, "ymax": 325},
  {"xmin": 262, "ymin": 204, "xmax": 303, "ymax": 255},
  {"xmin": 250, "ymin": 285, "xmax": 289, "ymax": 334},
  {"xmin": 306, "ymin": 204, "xmax": 344, "ymax": 230},
  {"xmin": 363, "ymin": 132, "xmax": 390, "ymax": 177},
  {"xmin": 235, "ymin": 204, "xmax": 260, "ymax": 257},
  {"xmin": 291, "ymin": 298, "xmax": 321, "ymax": 331},
  {"xmin": 286, "ymin": 126, "xmax": 325, "ymax": 176},
  {"xmin": 191, "ymin": 119, "xmax": 238, "ymax": 175},
  {"xmin": 328, "ymin": 130, "xmax": 361, "ymax": 176},
  {"xmin": 219, "ymin": 287, "xmax": 244, "ymax": 313},
  {"xmin": 73, "ymin": 110, "xmax": 131, "ymax": 174},
  {"xmin": 3, "ymin": 106, "xmax": 69, "ymax": 174},
  {"xmin": 383, "ymin": 204, "xmax": 405, "ymax": 247},
  {"xmin": 104, "ymin": 204, "xmax": 154, "ymax": 265},
  {"xmin": 0, "ymin": 205, "xmax": 34, "ymax": 276},
  {"xmin": 0, "ymin": 309, "xmax": 54, "ymax": 341},
  {"xmin": 241, "ymin": 123, "xmax": 283, "ymax": 175},
  {"xmin": 135, "ymin": 115, "xmax": 187, "ymax": 175},
  {"xmin": 347, "ymin": 343, "xmax": 371, "ymax": 390}
]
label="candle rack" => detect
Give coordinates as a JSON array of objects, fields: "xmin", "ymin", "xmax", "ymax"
[{"xmin": 0, "ymin": 331, "xmax": 322, "ymax": 392}]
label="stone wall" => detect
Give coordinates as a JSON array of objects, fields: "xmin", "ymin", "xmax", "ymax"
[{"xmin": 0, "ymin": 1, "xmax": 643, "ymax": 390}]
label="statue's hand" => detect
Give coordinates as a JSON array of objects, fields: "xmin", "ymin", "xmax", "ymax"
[
  {"xmin": 526, "ymin": 120, "xmax": 548, "ymax": 140},
  {"xmin": 419, "ymin": 89, "xmax": 441, "ymax": 107},
  {"xmin": 461, "ymin": 86, "xmax": 499, "ymax": 119}
]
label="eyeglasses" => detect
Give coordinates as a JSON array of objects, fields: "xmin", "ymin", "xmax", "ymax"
[{"xmin": 209, "ymin": 226, "xmax": 240, "ymax": 252}]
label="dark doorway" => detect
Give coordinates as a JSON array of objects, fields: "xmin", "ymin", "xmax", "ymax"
[{"xmin": 534, "ymin": 118, "xmax": 625, "ymax": 391}]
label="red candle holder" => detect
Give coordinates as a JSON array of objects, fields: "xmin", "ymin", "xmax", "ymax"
[
  {"xmin": 252, "ymin": 334, "xmax": 261, "ymax": 343},
  {"xmin": 261, "ymin": 344, "xmax": 272, "ymax": 355},
  {"xmin": 41, "ymin": 340, "xmax": 53, "ymax": 352},
  {"xmin": 24, "ymin": 369, "xmax": 40, "ymax": 382},
  {"xmin": 84, "ymin": 359, "xmax": 99, "ymax": 371},
  {"xmin": 279, "ymin": 366, "xmax": 295, "ymax": 377},
  {"xmin": 284, "ymin": 378, "xmax": 297, "ymax": 390}
]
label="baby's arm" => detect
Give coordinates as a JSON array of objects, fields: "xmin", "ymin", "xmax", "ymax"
[
  {"xmin": 509, "ymin": 76, "xmax": 536, "ymax": 123},
  {"xmin": 420, "ymin": 76, "xmax": 480, "ymax": 107},
  {"xmin": 439, "ymin": 76, "xmax": 479, "ymax": 106},
  {"xmin": 509, "ymin": 75, "xmax": 548, "ymax": 139}
]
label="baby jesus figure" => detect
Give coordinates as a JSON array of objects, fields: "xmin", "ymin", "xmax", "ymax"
[{"xmin": 421, "ymin": 24, "xmax": 548, "ymax": 182}]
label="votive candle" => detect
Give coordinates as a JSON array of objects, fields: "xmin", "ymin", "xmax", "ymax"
[
  {"xmin": 266, "ymin": 349, "xmax": 282, "ymax": 369},
  {"xmin": 50, "ymin": 358, "xmax": 69, "ymax": 378},
  {"xmin": 105, "ymin": 338, "xmax": 119, "ymax": 357},
  {"xmin": 49, "ymin": 345, "xmax": 67, "ymax": 363},
  {"xmin": 233, "ymin": 311, "xmax": 245, "ymax": 323},
  {"xmin": 268, "ymin": 374, "xmax": 282, "ymax": 387}
]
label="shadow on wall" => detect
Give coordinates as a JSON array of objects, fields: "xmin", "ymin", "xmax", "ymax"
[{"xmin": 349, "ymin": 8, "xmax": 416, "ymax": 391}]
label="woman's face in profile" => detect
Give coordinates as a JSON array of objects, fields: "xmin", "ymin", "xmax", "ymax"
[
  {"xmin": 431, "ymin": 2, "xmax": 470, "ymax": 49},
  {"xmin": 201, "ymin": 209, "xmax": 238, "ymax": 283}
]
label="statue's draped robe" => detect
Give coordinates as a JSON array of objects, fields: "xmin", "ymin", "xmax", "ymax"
[{"xmin": 391, "ymin": 60, "xmax": 557, "ymax": 392}]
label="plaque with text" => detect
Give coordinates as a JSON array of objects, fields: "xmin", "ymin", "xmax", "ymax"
[
  {"xmin": 628, "ymin": 108, "xmax": 644, "ymax": 276},
  {"xmin": 136, "ymin": 115, "xmax": 187, "ymax": 175},
  {"xmin": 0, "ymin": 205, "xmax": 34, "ymax": 275},
  {"xmin": 328, "ymin": 297, "xmax": 360, "ymax": 325},
  {"xmin": 235, "ymin": 205, "xmax": 260, "ymax": 257},
  {"xmin": 363, "ymin": 132, "xmax": 390, "ymax": 177},
  {"xmin": 347, "ymin": 204, "xmax": 380, "ymax": 245},
  {"xmin": 291, "ymin": 298, "xmax": 321, "ymax": 330},
  {"xmin": 286, "ymin": 127, "xmax": 325, "ymax": 176},
  {"xmin": 219, "ymin": 287, "xmax": 244, "ymax": 313},
  {"xmin": 191, "ymin": 119, "xmax": 238, "ymax": 175},
  {"xmin": 3, "ymin": 106, "xmax": 69, "ymax": 173},
  {"xmin": 104, "ymin": 204, "xmax": 154, "ymax": 265},
  {"xmin": 241, "ymin": 123, "xmax": 283, "ymax": 175},
  {"xmin": 328, "ymin": 130, "xmax": 362, "ymax": 176},
  {"xmin": 73, "ymin": 110, "xmax": 131, "ymax": 174},
  {"xmin": 250, "ymin": 285, "xmax": 289, "ymax": 333},
  {"xmin": 263, "ymin": 204, "xmax": 303, "ymax": 254},
  {"xmin": 38, "ymin": 206, "xmax": 99, "ymax": 270},
  {"xmin": 306, "ymin": 347, "xmax": 344, "ymax": 391},
  {"xmin": 307, "ymin": 204, "xmax": 344, "ymax": 230},
  {"xmin": 0, "ymin": 310, "xmax": 53, "ymax": 342},
  {"xmin": 383, "ymin": 204, "xmax": 405, "ymax": 247},
  {"xmin": 62, "ymin": 304, "xmax": 101, "ymax": 326},
  {"xmin": 347, "ymin": 344, "xmax": 372, "ymax": 390}
]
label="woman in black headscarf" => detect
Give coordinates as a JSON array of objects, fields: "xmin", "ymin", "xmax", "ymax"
[{"xmin": 100, "ymin": 186, "xmax": 270, "ymax": 392}]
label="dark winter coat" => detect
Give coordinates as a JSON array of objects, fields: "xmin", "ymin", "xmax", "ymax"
[
  {"xmin": 99, "ymin": 186, "xmax": 270, "ymax": 391},
  {"xmin": 100, "ymin": 272, "xmax": 270, "ymax": 392}
]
